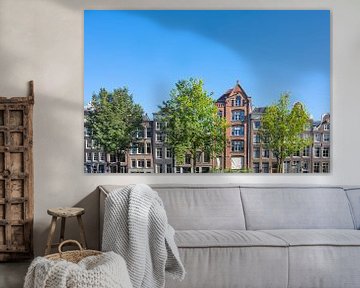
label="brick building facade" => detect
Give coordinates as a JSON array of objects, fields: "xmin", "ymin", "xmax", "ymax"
[{"xmin": 215, "ymin": 81, "xmax": 252, "ymax": 171}]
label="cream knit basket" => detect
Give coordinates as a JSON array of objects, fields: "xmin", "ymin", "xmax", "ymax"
[{"xmin": 45, "ymin": 240, "xmax": 102, "ymax": 263}]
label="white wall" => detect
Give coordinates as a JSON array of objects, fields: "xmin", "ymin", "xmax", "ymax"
[{"xmin": 0, "ymin": 0, "xmax": 359, "ymax": 256}]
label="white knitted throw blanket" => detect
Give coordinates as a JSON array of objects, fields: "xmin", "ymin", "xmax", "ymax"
[
  {"xmin": 23, "ymin": 251, "xmax": 133, "ymax": 288},
  {"xmin": 102, "ymin": 184, "xmax": 185, "ymax": 288}
]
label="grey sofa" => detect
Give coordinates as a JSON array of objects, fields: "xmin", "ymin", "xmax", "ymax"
[{"xmin": 99, "ymin": 185, "xmax": 360, "ymax": 288}]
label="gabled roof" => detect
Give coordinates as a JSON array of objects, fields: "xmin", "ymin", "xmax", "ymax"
[
  {"xmin": 216, "ymin": 81, "xmax": 250, "ymax": 103},
  {"xmin": 252, "ymin": 107, "xmax": 267, "ymax": 114}
]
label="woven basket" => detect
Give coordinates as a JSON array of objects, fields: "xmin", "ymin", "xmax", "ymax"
[{"xmin": 45, "ymin": 240, "xmax": 102, "ymax": 263}]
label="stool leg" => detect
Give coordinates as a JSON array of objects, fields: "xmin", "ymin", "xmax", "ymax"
[
  {"xmin": 77, "ymin": 215, "xmax": 87, "ymax": 249},
  {"xmin": 60, "ymin": 217, "xmax": 66, "ymax": 243},
  {"xmin": 45, "ymin": 216, "xmax": 57, "ymax": 255}
]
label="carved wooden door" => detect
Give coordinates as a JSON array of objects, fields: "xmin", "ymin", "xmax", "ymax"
[{"xmin": 0, "ymin": 82, "xmax": 34, "ymax": 261}]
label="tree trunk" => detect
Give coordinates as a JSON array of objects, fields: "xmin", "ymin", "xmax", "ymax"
[
  {"xmin": 276, "ymin": 158, "xmax": 283, "ymax": 173},
  {"xmin": 192, "ymin": 151, "xmax": 197, "ymax": 173},
  {"xmin": 277, "ymin": 158, "xmax": 284, "ymax": 173}
]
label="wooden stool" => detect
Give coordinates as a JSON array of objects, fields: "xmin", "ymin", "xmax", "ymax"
[{"xmin": 45, "ymin": 207, "xmax": 87, "ymax": 255}]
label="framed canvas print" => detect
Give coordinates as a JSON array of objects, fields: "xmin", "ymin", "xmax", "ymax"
[{"xmin": 84, "ymin": 10, "xmax": 330, "ymax": 174}]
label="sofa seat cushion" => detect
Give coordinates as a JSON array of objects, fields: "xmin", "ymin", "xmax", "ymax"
[
  {"xmin": 262, "ymin": 229, "xmax": 360, "ymax": 246},
  {"xmin": 175, "ymin": 230, "xmax": 288, "ymax": 248},
  {"xmin": 260, "ymin": 230, "xmax": 360, "ymax": 288}
]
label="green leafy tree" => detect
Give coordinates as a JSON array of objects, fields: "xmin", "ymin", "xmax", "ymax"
[
  {"xmin": 259, "ymin": 93, "xmax": 312, "ymax": 173},
  {"xmin": 159, "ymin": 78, "xmax": 227, "ymax": 172},
  {"xmin": 86, "ymin": 88, "xmax": 143, "ymax": 169}
]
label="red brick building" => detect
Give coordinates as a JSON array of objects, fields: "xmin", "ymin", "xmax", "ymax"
[{"xmin": 215, "ymin": 81, "xmax": 252, "ymax": 171}]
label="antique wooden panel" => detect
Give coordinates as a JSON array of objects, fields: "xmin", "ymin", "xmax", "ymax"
[{"xmin": 0, "ymin": 81, "xmax": 34, "ymax": 261}]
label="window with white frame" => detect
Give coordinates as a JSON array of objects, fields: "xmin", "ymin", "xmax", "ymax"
[
  {"xmin": 86, "ymin": 153, "xmax": 91, "ymax": 161},
  {"xmin": 166, "ymin": 164, "xmax": 172, "ymax": 173},
  {"xmin": 84, "ymin": 127, "xmax": 90, "ymax": 137},
  {"xmin": 254, "ymin": 121, "xmax": 261, "ymax": 129},
  {"xmin": 86, "ymin": 139, "xmax": 91, "ymax": 149},
  {"xmin": 302, "ymin": 161, "xmax": 309, "ymax": 173},
  {"xmin": 262, "ymin": 162, "xmax": 269, "ymax": 173},
  {"xmin": 156, "ymin": 148, "xmax": 162, "ymax": 159},
  {"xmin": 314, "ymin": 133, "xmax": 321, "ymax": 142},
  {"xmin": 323, "ymin": 133, "xmax": 330, "ymax": 142},
  {"xmin": 110, "ymin": 154, "xmax": 116, "ymax": 162},
  {"xmin": 137, "ymin": 160, "xmax": 145, "ymax": 168},
  {"xmin": 283, "ymin": 161, "xmax": 291, "ymax": 173},
  {"xmin": 204, "ymin": 152, "xmax": 210, "ymax": 163},
  {"xmin": 146, "ymin": 143, "xmax": 151, "ymax": 154},
  {"xmin": 322, "ymin": 162, "xmax": 329, "ymax": 173},
  {"xmin": 100, "ymin": 152, "xmax": 105, "ymax": 161},
  {"xmin": 232, "ymin": 140, "xmax": 244, "ymax": 152},
  {"xmin": 156, "ymin": 122, "xmax": 162, "ymax": 130},
  {"xmin": 93, "ymin": 152, "xmax": 99, "ymax": 161},
  {"xmin": 156, "ymin": 133, "xmax": 164, "ymax": 142},
  {"xmin": 262, "ymin": 149, "xmax": 270, "ymax": 158},
  {"xmin": 231, "ymin": 110, "xmax": 245, "ymax": 121},
  {"xmin": 293, "ymin": 161, "xmax": 301, "ymax": 173},
  {"xmin": 303, "ymin": 147, "xmax": 310, "ymax": 157},
  {"xmin": 131, "ymin": 160, "xmax": 136, "ymax": 168},
  {"xmin": 231, "ymin": 125, "xmax": 244, "ymax": 136},
  {"xmin": 147, "ymin": 127, "xmax": 153, "ymax": 138},
  {"xmin": 235, "ymin": 96, "xmax": 242, "ymax": 106},
  {"xmin": 314, "ymin": 162, "xmax": 320, "ymax": 173},
  {"xmin": 138, "ymin": 143, "xmax": 145, "ymax": 154},
  {"xmin": 314, "ymin": 147, "xmax": 321, "ymax": 157},
  {"xmin": 165, "ymin": 148, "xmax": 171, "ymax": 158},
  {"xmin": 146, "ymin": 160, "xmax": 151, "ymax": 168},
  {"xmin": 156, "ymin": 164, "xmax": 163, "ymax": 173},
  {"xmin": 130, "ymin": 146, "xmax": 137, "ymax": 154},
  {"xmin": 323, "ymin": 123, "xmax": 330, "ymax": 131},
  {"xmin": 253, "ymin": 134, "xmax": 261, "ymax": 144},
  {"xmin": 322, "ymin": 147, "xmax": 329, "ymax": 158},
  {"xmin": 253, "ymin": 147, "xmax": 260, "ymax": 158},
  {"xmin": 217, "ymin": 110, "xmax": 223, "ymax": 118},
  {"xmin": 135, "ymin": 129, "xmax": 144, "ymax": 139}
]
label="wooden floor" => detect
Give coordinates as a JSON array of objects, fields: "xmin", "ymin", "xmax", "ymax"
[{"xmin": 0, "ymin": 261, "xmax": 30, "ymax": 288}]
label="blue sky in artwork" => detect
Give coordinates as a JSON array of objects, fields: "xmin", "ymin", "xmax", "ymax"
[{"xmin": 84, "ymin": 10, "xmax": 330, "ymax": 120}]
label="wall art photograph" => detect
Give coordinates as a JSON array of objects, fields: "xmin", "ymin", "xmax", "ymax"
[{"xmin": 84, "ymin": 10, "xmax": 330, "ymax": 174}]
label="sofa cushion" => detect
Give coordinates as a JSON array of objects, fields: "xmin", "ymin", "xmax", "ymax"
[
  {"xmin": 153, "ymin": 185, "xmax": 246, "ymax": 230},
  {"xmin": 287, "ymin": 246, "xmax": 360, "ymax": 288},
  {"xmin": 262, "ymin": 229, "xmax": 360, "ymax": 246},
  {"xmin": 100, "ymin": 185, "xmax": 246, "ymax": 230},
  {"xmin": 241, "ymin": 186, "xmax": 355, "ymax": 230},
  {"xmin": 175, "ymin": 230, "xmax": 288, "ymax": 248},
  {"xmin": 165, "ymin": 247, "xmax": 288, "ymax": 288},
  {"xmin": 261, "ymin": 230, "xmax": 360, "ymax": 288},
  {"xmin": 345, "ymin": 188, "xmax": 360, "ymax": 229}
]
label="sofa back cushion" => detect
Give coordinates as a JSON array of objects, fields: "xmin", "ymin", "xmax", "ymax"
[
  {"xmin": 153, "ymin": 185, "xmax": 246, "ymax": 230},
  {"xmin": 240, "ymin": 186, "xmax": 355, "ymax": 230},
  {"xmin": 345, "ymin": 188, "xmax": 360, "ymax": 229}
]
